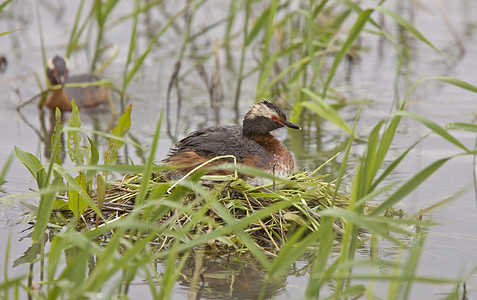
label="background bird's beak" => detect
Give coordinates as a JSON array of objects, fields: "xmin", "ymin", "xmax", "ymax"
[
  {"xmin": 56, "ymin": 76, "xmax": 64, "ymax": 87},
  {"xmin": 57, "ymin": 72, "xmax": 67, "ymax": 87}
]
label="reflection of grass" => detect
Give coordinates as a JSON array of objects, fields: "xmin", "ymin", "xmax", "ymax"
[{"xmin": 2, "ymin": 0, "xmax": 477, "ymax": 299}]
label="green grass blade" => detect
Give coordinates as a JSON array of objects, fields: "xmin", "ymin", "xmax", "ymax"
[
  {"xmin": 394, "ymin": 110, "xmax": 470, "ymax": 152},
  {"xmin": 158, "ymin": 242, "xmax": 189, "ymax": 299},
  {"xmin": 0, "ymin": 0, "xmax": 14, "ymax": 11},
  {"xmin": 245, "ymin": 3, "xmax": 269, "ymax": 47},
  {"xmin": 370, "ymin": 113, "xmax": 406, "ymax": 192},
  {"xmin": 399, "ymin": 224, "xmax": 426, "ymax": 299},
  {"xmin": 323, "ymin": 8, "xmax": 373, "ymax": 97},
  {"xmin": 32, "ymin": 177, "xmax": 62, "ymax": 243},
  {"xmin": 446, "ymin": 122, "xmax": 477, "ymax": 132},
  {"xmin": 376, "ymin": 6, "xmax": 442, "ymax": 55},
  {"xmin": 305, "ymin": 2, "xmax": 325, "ymax": 85},
  {"xmin": 65, "ymin": 0, "xmax": 85, "ymax": 57},
  {"xmin": 66, "ymin": 101, "xmax": 85, "ymax": 166},
  {"xmin": 63, "ymin": 127, "xmax": 141, "ymax": 149},
  {"xmin": 47, "ymin": 234, "xmax": 69, "ymax": 284},
  {"xmin": 234, "ymin": 0, "xmax": 251, "ymax": 108},
  {"xmin": 135, "ymin": 109, "xmax": 163, "ymax": 207},
  {"xmin": 301, "ymin": 88, "xmax": 351, "ymax": 134},
  {"xmin": 370, "ymin": 135, "xmax": 427, "ymax": 192},
  {"xmin": 0, "ymin": 28, "xmax": 21, "ymax": 37},
  {"xmin": 104, "ymin": 104, "xmax": 132, "ymax": 167},
  {"xmin": 432, "ymin": 77, "xmax": 477, "ymax": 93},
  {"xmin": 371, "ymin": 156, "xmax": 454, "ymax": 216},
  {"xmin": 51, "ymin": 109, "xmax": 64, "ymax": 166},
  {"xmin": 305, "ymin": 216, "xmax": 337, "ymax": 298},
  {"xmin": 256, "ymin": 0, "xmax": 278, "ymax": 94},
  {"xmin": 14, "ymin": 146, "xmax": 46, "ymax": 189},
  {"xmin": 404, "ymin": 77, "xmax": 477, "ymax": 104},
  {"xmin": 320, "ymin": 209, "xmax": 411, "ymax": 244},
  {"xmin": 96, "ymin": 174, "xmax": 106, "ymax": 213},
  {"xmin": 362, "ymin": 120, "xmax": 385, "ymax": 191},
  {"xmin": 53, "ymin": 165, "xmax": 103, "ymax": 219},
  {"xmin": 209, "ymin": 198, "xmax": 270, "ymax": 267},
  {"xmin": 267, "ymin": 227, "xmax": 316, "ymax": 280},
  {"xmin": 124, "ymin": 5, "xmax": 186, "ymax": 89},
  {"xmin": 0, "ymin": 152, "xmax": 14, "ymax": 187},
  {"xmin": 324, "ymin": 285, "xmax": 366, "ymax": 299},
  {"xmin": 152, "ymin": 199, "xmax": 294, "ymax": 261},
  {"xmin": 121, "ymin": 0, "xmax": 140, "ymax": 91},
  {"xmin": 85, "ymin": 136, "xmax": 99, "ymax": 183},
  {"xmin": 68, "ymin": 173, "xmax": 88, "ymax": 219}
]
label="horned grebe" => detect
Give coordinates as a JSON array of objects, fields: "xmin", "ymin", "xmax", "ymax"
[
  {"xmin": 165, "ymin": 100, "xmax": 300, "ymax": 180},
  {"xmin": 45, "ymin": 55, "xmax": 110, "ymax": 112}
]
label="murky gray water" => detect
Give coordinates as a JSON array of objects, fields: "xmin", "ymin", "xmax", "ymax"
[{"xmin": 1, "ymin": 0, "xmax": 477, "ymax": 298}]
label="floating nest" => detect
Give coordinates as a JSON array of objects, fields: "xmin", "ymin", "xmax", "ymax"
[{"xmin": 64, "ymin": 166, "xmax": 353, "ymax": 253}]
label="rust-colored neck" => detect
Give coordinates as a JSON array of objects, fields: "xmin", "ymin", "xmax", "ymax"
[
  {"xmin": 250, "ymin": 134, "xmax": 294, "ymax": 176},
  {"xmin": 45, "ymin": 89, "xmax": 72, "ymax": 112},
  {"xmin": 250, "ymin": 134, "xmax": 286, "ymax": 156}
]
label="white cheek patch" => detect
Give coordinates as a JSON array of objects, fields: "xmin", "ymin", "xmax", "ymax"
[
  {"xmin": 249, "ymin": 104, "xmax": 275, "ymax": 119},
  {"xmin": 47, "ymin": 57, "xmax": 55, "ymax": 70}
]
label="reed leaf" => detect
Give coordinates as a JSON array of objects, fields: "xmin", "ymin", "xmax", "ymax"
[
  {"xmin": 65, "ymin": 0, "xmax": 85, "ymax": 57},
  {"xmin": 96, "ymin": 174, "xmax": 106, "ymax": 214},
  {"xmin": 445, "ymin": 122, "xmax": 477, "ymax": 132},
  {"xmin": 104, "ymin": 104, "xmax": 132, "ymax": 166},
  {"xmin": 371, "ymin": 155, "xmax": 456, "ymax": 216},
  {"xmin": 321, "ymin": 208, "xmax": 412, "ymax": 243},
  {"xmin": 369, "ymin": 135, "xmax": 427, "ymax": 193},
  {"xmin": 323, "ymin": 8, "xmax": 373, "ymax": 97},
  {"xmin": 305, "ymin": 216, "xmax": 339, "ymax": 298},
  {"xmin": 395, "ymin": 110, "xmax": 470, "ymax": 152},
  {"xmin": 0, "ymin": 0, "xmax": 14, "ymax": 11},
  {"xmin": 234, "ymin": 0, "xmax": 251, "ymax": 108},
  {"xmin": 267, "ymin": 227, "xmax": 317, "ymax": 280},
  {"xmin": 0, "ymin": 152, "xmax": 13, "ymax": 187},
  {"xmin": 68, "ymin": 173, "xmax": 88, "ymax": 219},
  {"xmin": 301, "ymin": 88, "xmax": 352, "ymax": 134},
  {"xmin": 53, "ymin": 165, "xmax": 103, "ymax": 219},
  {"xmin": 51, "ymin": 109, "xmax": 64, "ymax": 166},
  {"xmin": 32, "ymin": 177, "xmax": 62, "ymax": 243},
  {"xmin": 0, "ymin": 28, "xmax": 21, "ymax": 37},
  {"xmin": 244, "ymin": 3, "xmax": 270, "ymax": 47},
  {"xmin": 135, "ymin": 109, "xmax": 163, "ymax": 207},
  {"xmin": 256, "ymin": 0, "xmax": 278, "ymax": 95},
  {"xmin": 85, "ymin": 136, "xmax": 99, "ymax": 183},
  {"xmin": 66, "ymin": 101, "xmax": 84, "ymax": 166},
  {"xmin": 399, "ymin": 224, "xmax": 426, "ymax": 299},
  {"xmin": 362, "ymin": 120, "xmax": 385, "ymax": 191},
  {"xmin": 14, "ymin": 146, "xmax": 46, "ymax": 189},
  {"xmin": 122, "ymin": 0, "xmax": 140, "ymax": 90},
  {"xmin": 404, "ymin": 77, "xmax": 477, "ymax": 105},
  {"xmin": 123, "ymin": 5, "xmax": 187, "ymax": 89},
  {"xmin": 376, "ymin": 6, "xmax": 443, "ymax": 55},
  {"xmin": 65, "ymin": 127, "xmax": 140, "ymax": 149}
]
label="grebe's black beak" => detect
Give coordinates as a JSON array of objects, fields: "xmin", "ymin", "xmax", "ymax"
[
  {"xmin": 283, "ymin": 120, "xmax": 301, "ymax": 130},
  {"xmin": 55, "ymin": 73, "xmax": 66, "ymax": 87}
]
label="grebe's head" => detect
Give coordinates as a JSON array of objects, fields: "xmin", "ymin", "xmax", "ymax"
[
  {"xmin": 46, "ymin": 55, "xmax": 70, "ymax": 86},
  {"xmin": 242, "ymin": 100, "xmax": 300, "ymax": 136}
]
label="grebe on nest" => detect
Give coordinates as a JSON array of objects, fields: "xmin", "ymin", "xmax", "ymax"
[
  {"xmin": 164, "ymin": 100, "xmax": 300, "ymax": 180},
  {"xmin": 45, "ymin": 55, "xmax": 110, "ymax": 112}
]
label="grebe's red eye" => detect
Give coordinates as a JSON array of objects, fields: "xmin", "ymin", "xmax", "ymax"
[{"xmin": 271, "ymin": 115, "xmax": 277, "ymax": 121}]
